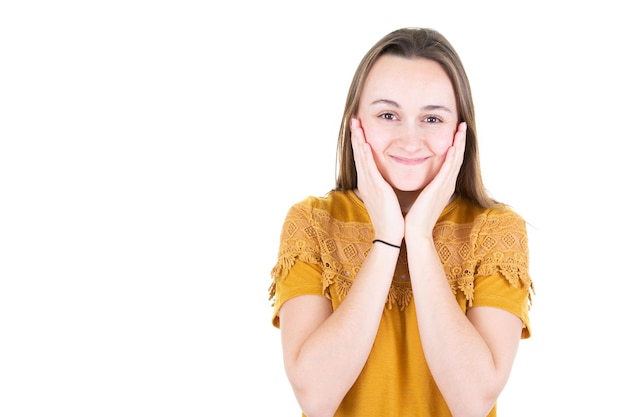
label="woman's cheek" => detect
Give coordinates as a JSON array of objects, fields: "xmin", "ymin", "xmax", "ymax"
[
  {"xmin": 360, "ymin": 124, "xmax": 386, "ymax": 151},
  {"xmin": 433, "ymin": 132, "xmax": 455, "ymax": 155},
  {"xmin": 360, "ymin": 128, "xmax": 388, "ymax": 170}
]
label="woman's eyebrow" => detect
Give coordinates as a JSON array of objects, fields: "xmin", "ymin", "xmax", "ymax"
[
  {"xmin": 370, "ymin": 100, "xmax": 453, "ymax": 113},
  {"xmin": 370, "ymin": 99, "xmax": 400, "ymax": 107},
  {"xmin": 422, "ymin": 104, "xmax": 453, "ymax": 113}
]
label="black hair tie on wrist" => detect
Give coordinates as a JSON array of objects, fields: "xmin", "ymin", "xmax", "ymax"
[{"xmin": 372, "ymin": 239, "xmax": 402, "ymax": 249}]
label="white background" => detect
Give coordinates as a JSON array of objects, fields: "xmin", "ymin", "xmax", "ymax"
[{"xmin": 1, "ymin": 1, "xmax": 624, "ymax": 415}]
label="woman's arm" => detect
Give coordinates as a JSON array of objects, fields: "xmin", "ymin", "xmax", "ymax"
[
  {"xmin": 279, "ymin": 242, "xmax": 399, "ymax": 417},
  {"xmin": 404, "ymin": 122, "xmax": 522, "ymax": 416},
  {"xmin": 406, "ymin": 236, "xmax": 522, "ymax": 417},
  {"xmin": 279, "ymin": 117, "xmax": 408, "ymax": 416}
]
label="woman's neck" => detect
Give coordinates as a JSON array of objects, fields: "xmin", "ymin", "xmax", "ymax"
[
  {"xmin": 396, "ymin": 189, "xmax": 458, "ymax": 215},
  {"xmin": 395, "ymin": 189, "xmax": 420, "ymax": 215}
]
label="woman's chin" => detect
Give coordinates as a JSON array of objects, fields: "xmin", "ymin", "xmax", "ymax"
[
  {"xmin": 387, "ymin": 173, "xmax": 434, "ymax": 193},
  {"xmin": 390, "ymin": 181, "xmax": 427, "ymax": 193}
]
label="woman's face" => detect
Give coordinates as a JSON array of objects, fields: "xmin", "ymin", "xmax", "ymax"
[{"xmin": 356, "ymin": 55, "xmax": 458, "ymax": 192}]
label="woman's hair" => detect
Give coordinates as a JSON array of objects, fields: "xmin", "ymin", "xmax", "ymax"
[{"xmin": 335, "ymin": 27, "xmax": 499, "ymax": 209}]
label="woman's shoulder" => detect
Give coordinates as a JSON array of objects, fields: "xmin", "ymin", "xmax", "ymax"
[
  {"xmin": 445, "ymin": 196, "xmax": 527, "ymax": 228},
  {"xmin": 288, "ymin": 189, "xmax": 368, "ymax": 223},
  {"xmin": 293, "ymin": 189, "xmax": 355, "ymax": 206}
]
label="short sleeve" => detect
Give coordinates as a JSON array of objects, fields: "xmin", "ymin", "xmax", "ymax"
[
  {"xmin": 268, "ymin": 202, "xmax": 326, "ymax": 328},
  {"xmin": 270, "ymin": 259, "xmax": 324, "ymax": 328},
  {"xmin": 472, "ymin": 272, "xmax": 532, "ymax": 338},
  {"xmin": 472, "ymin": 210, "xmax": 534, "ymax": 338}
]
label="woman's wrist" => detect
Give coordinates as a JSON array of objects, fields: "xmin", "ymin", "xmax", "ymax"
[{"xmin": 372, "ymin": 239, "xmax": 402, "ymax": 249}]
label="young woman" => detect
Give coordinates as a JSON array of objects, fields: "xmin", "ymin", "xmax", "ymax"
[{"xmin": 268, "ymin": 27, "xmax": 533, "ymax": 417}]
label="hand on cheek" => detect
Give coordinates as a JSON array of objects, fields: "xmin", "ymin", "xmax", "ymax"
[
  {"xmin": 405, "ymin": 122, "xmax": 467, "ymax": 239},
  {"xmin": 351, "ymin": 118, "xmax": 404, "ymax": 245}
]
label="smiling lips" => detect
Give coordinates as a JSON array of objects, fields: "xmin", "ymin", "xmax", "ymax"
[{"xmin": 391, "ymin": 155, "xmax": 430, "ymax": 165}]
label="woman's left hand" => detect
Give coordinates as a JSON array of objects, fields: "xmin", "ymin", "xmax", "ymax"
[{"xmin": 404, "ymin": 122, "xmax": 467, "ymax": 239}]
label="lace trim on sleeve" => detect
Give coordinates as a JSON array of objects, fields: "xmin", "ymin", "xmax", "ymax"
[
  {"xmin": 473, "ymin": 211, "xmax": 534, "ymax": 304},
  {"xmin": 435, "ymin": 211, "xmax": 534, "ymax": 307},
  {"xmin": 268, "ymin": 204, "xmax": 323, "ymax": 304},
  {"xmin": 268, "ymin": 201, "xmax": 374, "ymax": 305}
]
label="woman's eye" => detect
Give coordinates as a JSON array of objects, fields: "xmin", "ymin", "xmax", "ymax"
[
  {"xmin": 379, "ymin": 112, "xmax": 397, "ymax": 121},
  {"xmin": 424, "ymin": 116, "xmax": 442, "ymax": 123}
]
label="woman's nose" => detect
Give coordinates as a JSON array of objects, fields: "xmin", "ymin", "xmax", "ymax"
[{"xmin": 397, "ymin": 124, "xmax": 424, "ymax": 151}]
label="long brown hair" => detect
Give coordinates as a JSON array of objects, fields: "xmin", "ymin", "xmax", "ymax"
[{"xmin": 335, "ymin": 27, "xmax": 498, "ymax": 209}]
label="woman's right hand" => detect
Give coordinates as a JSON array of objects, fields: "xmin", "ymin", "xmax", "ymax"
[{"xmin": 351, "ymin": 118, "xmax": 404, "ymax": 246}]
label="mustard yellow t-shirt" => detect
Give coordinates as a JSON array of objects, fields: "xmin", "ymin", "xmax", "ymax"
[{"xmin": 269, "ymin": 190, "xmax": 533, "ymax": 417}]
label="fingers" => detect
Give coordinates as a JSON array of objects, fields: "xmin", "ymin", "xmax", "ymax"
[
  {"xmin": 441, "ymin": 122, "xmax": 467, "ymax": 176},
  {"xmin": 350, "ymin": 118, "xmax": 366, "ymax": 179},
  {"xmin": 351, "ymin": 118, "xmax": 375, "ymax": 181},
  {"xmin": 455, "ymin": 121, "xmax": 467, "ymax": 144},
  {"xmin": 350, "ymin": 118, "xmax": 363, "ymax": 157},
  {"xmin": 350, "ymin": 118, "xmax": 368, "ymax": 155},
  {"xmin": 453, "ymin": 121, "xmax": 467, "ymax": 161},
  {"xmin": 350, "ymin": 117, "xmax": 363, "ymax": 140}
]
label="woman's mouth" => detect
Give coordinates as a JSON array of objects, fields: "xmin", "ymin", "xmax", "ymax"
[{"xmin": 391, "ymin": 155, "xmax": 429, "ymax": 165}]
